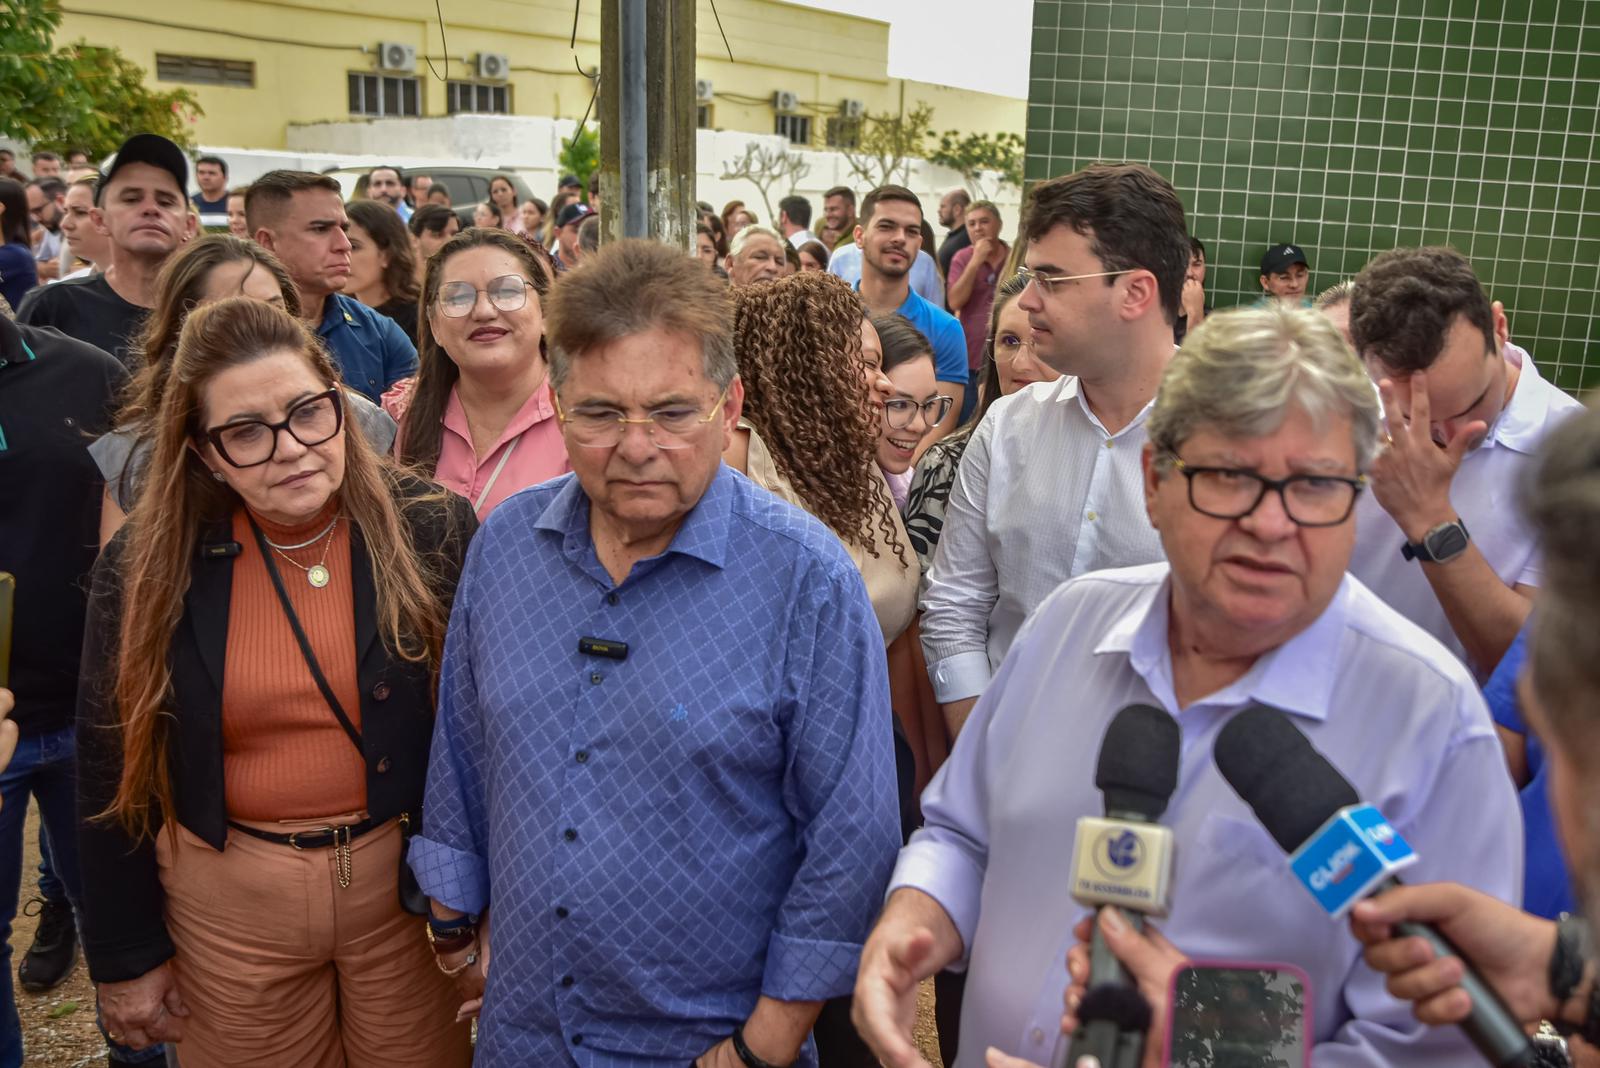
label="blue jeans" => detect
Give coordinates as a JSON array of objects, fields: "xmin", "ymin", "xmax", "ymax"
[{"xmin": 0, "ymin": 726, "xmax": 164, "ymax": 1067}]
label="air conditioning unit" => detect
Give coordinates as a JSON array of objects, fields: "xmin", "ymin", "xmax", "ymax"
[
  {"xmin": 695, "ymin": 78, "xmax": 715, "ymax": 102},
  {"xmin": 772, "ymin": 89, "xmax": 800, "ymax": 113},
  {"xmin": 841, "ymin": 98, "xmax": 866, "ymax": 119},
  {"xmin": 477, "ymin": 52, "xmax": 509, "ymax": 81},
  {"xmin": 378, "ymin": 41, "xmax": 416, "ymax": 73}
]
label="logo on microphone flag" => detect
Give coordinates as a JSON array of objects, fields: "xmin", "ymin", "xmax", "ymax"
[{"xmin": 1288, "ymin": 803, "xmax": 1418, "ymax": 918}]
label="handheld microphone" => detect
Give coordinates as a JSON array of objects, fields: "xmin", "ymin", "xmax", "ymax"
[
  {"xmin": 1059, "ymin": 703, "xmax": 1182, "ymax": 1068},
  {"xmin": 1213, "ymin": 705, "xmax": 1535, "ymax": 1068}
]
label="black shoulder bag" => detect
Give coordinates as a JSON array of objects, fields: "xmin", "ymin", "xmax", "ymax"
[{"xmin": 245, "ymin": 514, "xmax": 430, "ymax": 916}]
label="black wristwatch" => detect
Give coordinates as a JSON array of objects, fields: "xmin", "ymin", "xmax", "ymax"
[
  {"xmin": 1549, "ymin": 913, "xmax": 1589, "ymax": 1003},
  {"xmin": 1401, "ymin": 519, "xmax": 1471, "ymax": 564},
  {"xmin": 731, "ymin": 1025, "xmax": 790, "ymax": 1068}
]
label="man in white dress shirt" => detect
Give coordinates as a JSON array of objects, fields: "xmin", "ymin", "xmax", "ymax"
[
  {"xmin": 1346, "ymin": 246, "xmax": 1580, "ymax": 677},
  {"xmin": 855, "ymin": 305, "xmax": 1522, "ymax": 1068},
  {"xmin": 919, "ymin": 163, "xmax": 1188, "ymax": 737}
]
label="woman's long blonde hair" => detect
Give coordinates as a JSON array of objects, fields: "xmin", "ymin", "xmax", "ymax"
[{"xmin": 105, "ymin": 297, "xmax": 453, "ymax": 841}]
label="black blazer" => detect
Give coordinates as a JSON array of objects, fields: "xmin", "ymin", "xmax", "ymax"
[{"xmin": 75, "ymin": 473, "xmax": 476, "ymax": 983}]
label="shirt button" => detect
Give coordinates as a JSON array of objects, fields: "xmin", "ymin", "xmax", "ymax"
[
  {"xmin": 1086, "ymin": 510, "xmax": 1098, "ymax": 521},
  {"xmin": 1030, "ymin": 1027, "xmax": 1045, "ymax": 1044},
  {"xmin": 563, "ymin": 827, "xmax": 578, "ymax": 842},
  {"xmin": 1104, "ymin": 439, "xmax": 1114, "ymax": 449},
  {"xmin": 606, "ymin": 592, "xmax": 619, "ymax": 606},
  {"xmin": 372, "ymin": 682, "xmax": 392, "ymax": 701},
  {"xmin": 575, "ymin": 750, "xmax": 589, "ymax": 764},
  {"xmin": 375, "ymin": 756, "xmax": 392, "ymax": 774},
  {"xmin": 561, "ymin": 974, "xmax": 575, "ymax": 987},
  {"xmin": 572, "ymin": 1034, "xmax": 584, "ymax": 1046},
  {"xmin": 555, "ymin": 906, "xmax": 569, "ymax": 919},
  {"xmin": 590, "ymin": 671, "xmax": 603, "ymax": 685}
]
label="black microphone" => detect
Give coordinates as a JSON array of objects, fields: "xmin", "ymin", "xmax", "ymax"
[
  {"xmin": 1059, "ymin": 703, "xmax": 1183, "ymax": 1068},
  {"xmin": 199, "ymin": 540, "xmax": 242, "ymax": 560},
  {"xmin": 1213, "ymin": 705, "xmax": 1535, "ymax": 1068}
]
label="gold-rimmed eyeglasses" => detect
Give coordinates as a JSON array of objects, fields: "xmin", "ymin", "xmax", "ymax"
[
  {"xmin": 1014, "ymin": 265, "xmax": 1135, "ymax": 294},
  {"xmin": 553, "ymin": 384, "xmax": 731, "ymax": 450}
]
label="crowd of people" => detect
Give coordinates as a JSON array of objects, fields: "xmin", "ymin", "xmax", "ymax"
[{"xmin": 0, "ymin": 126, "xmax": 1597, "ymax": 1068}]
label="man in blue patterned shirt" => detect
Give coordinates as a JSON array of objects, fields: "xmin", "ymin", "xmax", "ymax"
[{"xmin": 408, "ymin": 239, "xmax": 901, "ymax": 1067}]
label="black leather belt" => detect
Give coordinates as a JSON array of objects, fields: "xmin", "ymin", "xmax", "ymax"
[{"xmin": 227, "ymin": 815, "xmax": 382, "ymax": 851}]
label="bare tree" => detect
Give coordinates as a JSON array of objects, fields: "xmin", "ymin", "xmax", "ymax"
[
  {"xmin": 841, "ymin": 102, "xmax": 934, "ymax": 189},
  {"xmin": 720, "ymin": 141, "xmax": 812, "ymax": 222}
]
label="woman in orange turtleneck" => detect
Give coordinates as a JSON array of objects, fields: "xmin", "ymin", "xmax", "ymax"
[{"xmin": 76, "ymin": 297, "xmax": 477, "ymax": 1065}]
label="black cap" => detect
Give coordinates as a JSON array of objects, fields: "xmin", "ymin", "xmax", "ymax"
[
  {"xmin": 558, "ymin": 174, "xmax": 582, "ymax": 190},
  {"xmin": 1094, "ymin": 703, "xmax": 1182, "ymax": 821},
  {"xmin": 556, "ymin": 202, "xmax": 593, "ymax": 229},
  {"xmin": 1260, "ymin": 243, "xmax": 1309, "ymax": 275},
  {"xmin": 1213, "ymin": 704, "xmax": 1359, "ymax": 854},
  {"xmin": 98, "ymin": 133, "xmax": 188, "ymax": 206}
]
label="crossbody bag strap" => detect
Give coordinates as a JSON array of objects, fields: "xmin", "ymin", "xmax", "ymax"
[{"xmin": 244, "ymin": 513, "xmax": 364, "ymax": 755}]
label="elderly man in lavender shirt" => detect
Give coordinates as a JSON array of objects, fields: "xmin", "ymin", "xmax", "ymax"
[
  {"xmin": 408, "ymin": 239, "xmax": 900, "ymax": 1068},
  {"xmin": 853, "ymin": 305, "xmax": 1521, "ymax": 1068}
]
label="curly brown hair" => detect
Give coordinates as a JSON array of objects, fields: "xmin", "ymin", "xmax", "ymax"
[{"xmin": 732, "ymin": 272, "xmax": 905, "ymax": 562}]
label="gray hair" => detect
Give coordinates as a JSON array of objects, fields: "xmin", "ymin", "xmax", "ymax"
[
  {"xmin": 1314, "ymin": 279, "xmax": 1356, "ymax": 311},
  {"xmin": 1147, "ymin": 305, "xmax": 1382, "ymax": 472},
  {"xmin": 728, "ymin": 223, "xmax": 784, "ymax": 260}
]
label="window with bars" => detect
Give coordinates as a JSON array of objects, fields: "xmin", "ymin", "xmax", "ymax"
[
  {"xmin": 825, "ymin": 116, "xmax": 862, "ymax": 149},
  {"xmin": 774, "ymin": 113, "xmax": 811, "ymax": 145},
  {"xmin": 156, "ymin": 53, "xmax": 255, "ymax": 88},
  {"xmin": 348, "ymin": 73, "xmax": 422, "ymax": 117},
  {"xmin": 447, "ymin": 81, "xmax": 512, "ymax": 115},
  {"xmin": 697, "ymin": 104, "xmax": 713, "ymax": 129}
]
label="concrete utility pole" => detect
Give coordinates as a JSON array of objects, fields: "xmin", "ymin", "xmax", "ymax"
[{"xmin": 599, "ymin": 0, "xmax": 696, "ymax": 247}]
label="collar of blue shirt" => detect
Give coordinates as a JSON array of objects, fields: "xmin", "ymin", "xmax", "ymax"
[
  {"xmin": 1091, "ymin": 565, "xmax": 1348, "ymax": 722},
  {"xmin": 530, "ymin": 463, "xmax": 737, "ymax": 572}
]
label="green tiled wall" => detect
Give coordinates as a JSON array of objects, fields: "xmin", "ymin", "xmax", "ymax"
[{"xmin": 1026, "ymin": 0, "xmax": 1600, "ymax": 390}]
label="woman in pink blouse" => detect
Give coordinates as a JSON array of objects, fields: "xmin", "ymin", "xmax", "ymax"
[{"xmin": 395, "ymin": 228, "xmax": 569, "ymax": 517}]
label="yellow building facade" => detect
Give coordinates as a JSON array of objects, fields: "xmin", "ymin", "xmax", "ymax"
[{"xmin": 55, "ymin": 0, "xmax": 1024, "ymax": 151}]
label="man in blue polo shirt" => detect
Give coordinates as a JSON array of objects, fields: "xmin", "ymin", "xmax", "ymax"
[
  {"xmin": 246, "ymin": 170, "xmax": 416, "ymax": 403},
  {"xmin": 854, "ymin": 185, "xmax": 970, "ymax": 434}
]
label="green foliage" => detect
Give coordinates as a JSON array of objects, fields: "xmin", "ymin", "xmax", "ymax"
[
  {"xmin": 559, "ymin": 123, "xmax": 601, "ymax": 193},
  {"xmin": 842, "ymin": 102, "xmax": 934, "ymax": 189},
  {"xmin": 928, "ymin": 129, "xmax": 1026, "ymax": 198},
  {"xmin": 0, "ymin": 0, "xmax": 201, "ymax": 157}
]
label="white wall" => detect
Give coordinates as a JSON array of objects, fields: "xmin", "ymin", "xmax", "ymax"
[{"xmin": 260, "ymin": 116, "xmax": 1024, "ymax": 241}]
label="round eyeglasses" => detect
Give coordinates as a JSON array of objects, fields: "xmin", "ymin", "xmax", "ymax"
[
  {"xmin": 1168, "ymin": 456, "xmax": 1366, "ymax": 527},
  {"xmin": 436, "ymin": 275, "xmax": 537, "ymax": 317},
  {"xmin": 990, "ymin": 333, "xmax": 1038, "ymax": 364},
  {"xmin": 198, "ymin": 388, "xmax": 343, "ymax": 468},
  {"xmin": 883, "ymin": 395, "xmax": 953, "ymax": 430}
]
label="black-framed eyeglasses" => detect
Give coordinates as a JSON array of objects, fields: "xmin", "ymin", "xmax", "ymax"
[
  {"xmin": 436, "ymin": 274, "xmax": 536, "ymax": 317},
  {"xmin": 1168, "ymin": 456, "xmax": 1366, "ymax": 527},
  {"xmin": 198, "ymin": 388, "xmax": 343, "ymax": 468},
  {"xmin": 883, "ymin": 395, "xmax": 953, "ymax": 430}
]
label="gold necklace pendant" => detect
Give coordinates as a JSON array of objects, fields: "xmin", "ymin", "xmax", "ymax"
[{"xmin": 307, "ymin": 564, "xmax": 331, "ymax": 588}]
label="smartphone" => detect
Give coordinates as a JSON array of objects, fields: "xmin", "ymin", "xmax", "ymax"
[
  {"xmin": 0, "ymin": 572, "xmax": 12, "ymax": 690},
  {"xmin": 1163, "ymin": 960, "xmax": 1312, "ymax": 1068}
]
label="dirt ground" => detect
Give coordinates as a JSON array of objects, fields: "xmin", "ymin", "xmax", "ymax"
[
  {"xmin": 10, "ymin": 795, "xmax": 946, "ymax": 1067},
  {"xmin": 16, "ymin": 799, "xmax": 103, "ymax": 1066}
]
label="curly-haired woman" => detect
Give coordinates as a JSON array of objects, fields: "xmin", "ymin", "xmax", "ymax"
[
  {"xmin": 729, "ymin": 271, "xmax": 916, "ymax": 645},
  {"xmin": 729, "ymin": 269, "xmax": 919, "ymax": 1067}
]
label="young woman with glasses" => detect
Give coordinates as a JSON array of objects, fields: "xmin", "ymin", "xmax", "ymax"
[
  {"xmin": 78, "ymin": 296, "xmax": 476, "ymax": 1066},
  {"xmin": 869, "ymin": 314, "xmax": 954, "ymax": 512},
  {"xmin": 394, "ymin": 227, "xmax": 569, "ymax": 518}
]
